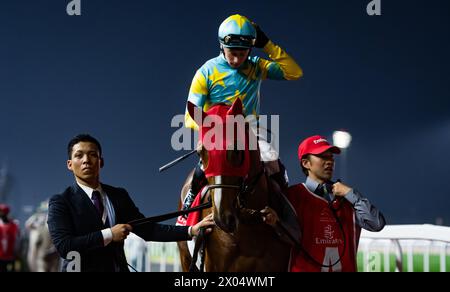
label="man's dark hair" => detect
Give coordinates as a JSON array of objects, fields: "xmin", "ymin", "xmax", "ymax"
[
  {"xmin": 0, "ymin": 215, "xmax": 9, "ymax": 223},
  {"xmin": 301, "ymin": 154, "xmax": 311, "ymax": 177},
  {"xmin": 67, "ymin": 134, "xmax": 102, "ymax": 159}
]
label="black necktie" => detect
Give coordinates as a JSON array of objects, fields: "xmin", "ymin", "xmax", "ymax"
[
  {"xmin": 315, "ymin": 184, "xmax": 324, "ymax": 196},
  {"xmin": 92, "ymin": 191, "xmax": 104, "ymax": 218},
  {"xmin": 92, "ymin": 191, "xmax": 110, "ymax": 227},
  {"xmin": 315, "ymin": 183, "xmax": 330, "ymax": 201}
]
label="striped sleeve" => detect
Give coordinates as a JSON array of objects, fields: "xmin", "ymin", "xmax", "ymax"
[
  {"xmin": 185, "ymin": 69, "xmax": 209, "ymax": 130},
  {"xmin": 258, "ymin": 40, "xmax": 303, "ymax": 80}
]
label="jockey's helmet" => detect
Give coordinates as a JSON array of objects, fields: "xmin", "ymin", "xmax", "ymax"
[{"xmin": 218, "ymin": 14, "xmax": 256, "ymax": 49}]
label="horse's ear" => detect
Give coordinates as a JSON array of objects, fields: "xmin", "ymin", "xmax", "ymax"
[
  {"xmin": 187, "ymin": 101, "xmax": 207, "ymax": 125},
  {"xmin": 227, "ymin": 98, "xmax": 243, "ymax": 116}
]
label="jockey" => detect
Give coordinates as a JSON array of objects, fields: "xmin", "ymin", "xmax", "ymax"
[{"xmin": 182, "ymin": 14, "xmax": 303, "ymax": 217}]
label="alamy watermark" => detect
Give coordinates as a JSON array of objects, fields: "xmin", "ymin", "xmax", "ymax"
[
  {"xmin": 367, "ymin": 0, "xmax": 382, "ymax": 16},
  {"xmin": 66, "ymin": 251, "xmax": 81, "ymax": 272},
  {"xmin": 170, "ymin": 111, "xmax": 279, "ymax": 154},
  {"xmin": 66, "ymin": 1, "xmax": 381, "ymax": 16},
  {"xmin": 66, "ymin": 0, "xmax": 81, "ymax": 16},
  {"xmin": 365, "ymin": 252, "xmax": 382, "ymax": 272}
]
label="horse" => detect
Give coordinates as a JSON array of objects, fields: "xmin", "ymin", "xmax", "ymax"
[{"xmin": 177, "ymin": 98, "xmax": 291, "ymax": 272}]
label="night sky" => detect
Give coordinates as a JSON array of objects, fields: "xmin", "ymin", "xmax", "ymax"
[{"xmin": 1, "ymin": 0, "xmax": 449, "ymax": 226}]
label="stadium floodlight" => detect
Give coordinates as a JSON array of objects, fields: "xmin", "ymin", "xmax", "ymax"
[{"xmin": 333, "ymin": 130, "xmax": 352, "ymax": 149}]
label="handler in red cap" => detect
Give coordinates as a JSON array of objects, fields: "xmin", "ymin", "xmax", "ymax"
[{"xmin": 262, "ymin": 135, "xmax": 385, "ymax": 272}]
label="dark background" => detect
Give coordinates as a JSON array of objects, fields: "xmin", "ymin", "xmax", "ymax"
[{"xmin": 0, "ymin": 0, "xmax": 449, "ymax": 226}]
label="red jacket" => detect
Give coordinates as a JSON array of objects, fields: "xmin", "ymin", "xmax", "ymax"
[{"xmin": 0, "ymin": 220, "xmax": 19, "ymax": 261}]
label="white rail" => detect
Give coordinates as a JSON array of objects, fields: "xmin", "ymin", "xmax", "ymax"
[
  {"xmin": 125, "ymin": 224, "xmax": 450, "ymax": 272},
  {"xmin": 359, "ymin": 224, "xmax": 450, "ymax": 272}
]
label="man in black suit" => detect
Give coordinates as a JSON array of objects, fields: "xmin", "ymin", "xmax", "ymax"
[{"xmin": 47, "ymin": 134, "xmax": 214, "ymax": 272}]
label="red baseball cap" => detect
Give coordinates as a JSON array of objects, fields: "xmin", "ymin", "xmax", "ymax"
[
  {"xmin": 0, "ymin": 204, "xmax": 10, "ymax": 216},
  {"xmin": 298, "ymin": 135, "xmax": 341, "ymax": 160}
]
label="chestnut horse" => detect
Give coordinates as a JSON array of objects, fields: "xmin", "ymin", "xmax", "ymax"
[{"xmin": 177, "ymin": 99, "xmax": 291, "ymax": 272}]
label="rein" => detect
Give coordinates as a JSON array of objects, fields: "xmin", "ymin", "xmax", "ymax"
[
  {"xmin": 203, "ymin": 166, "xmax": 266, "ymax": 225},
  {"xmin": 128, "ymin": 201, "xmax": 212, "ymax": 227}
]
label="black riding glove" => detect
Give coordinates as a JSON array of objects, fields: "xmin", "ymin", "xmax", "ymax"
[{"xmin": 252, "ymin": 23, "xmax": 269, "ymax": 48}]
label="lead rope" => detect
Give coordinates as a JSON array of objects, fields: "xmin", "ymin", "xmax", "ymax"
[{"xmin": 189, "ymin": 227, "xmax": 206, "ymax": 272}]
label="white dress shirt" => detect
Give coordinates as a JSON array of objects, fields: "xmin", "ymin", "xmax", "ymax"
[{"xmin": 77, "ymin": 182, "xmax": 116, "ymax": 246}]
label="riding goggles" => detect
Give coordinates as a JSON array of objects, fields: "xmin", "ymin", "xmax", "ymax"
[{"xmin": 220, "ymin": 34, "xmax": 256, "ymax": 48}]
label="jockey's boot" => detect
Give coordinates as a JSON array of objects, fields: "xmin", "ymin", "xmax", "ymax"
[
  {"xmin": 182, "ymin": 161, "xmax": 208, "ymax": 217},
  {"xmin": 269, "ymin": 160, "xmax": 289, "ymax": 191}
]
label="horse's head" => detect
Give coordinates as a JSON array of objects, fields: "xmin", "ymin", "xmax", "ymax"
[{"xmin": 188, "ymin": 99, "xmax": 251, "ymax": 233}]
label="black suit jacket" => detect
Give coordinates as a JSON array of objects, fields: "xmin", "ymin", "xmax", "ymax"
[{"xmin": 47, "ymin": 183, "xmax": 190, "ymax": 272}]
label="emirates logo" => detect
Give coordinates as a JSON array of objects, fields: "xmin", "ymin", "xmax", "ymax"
[
  {"xmin": 313, "ymin": 138, "xmax": 327, "ymax": 144},
  {"xmin": 324, "ymin": 225, "xmax": 335, "ymax": 241}
]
